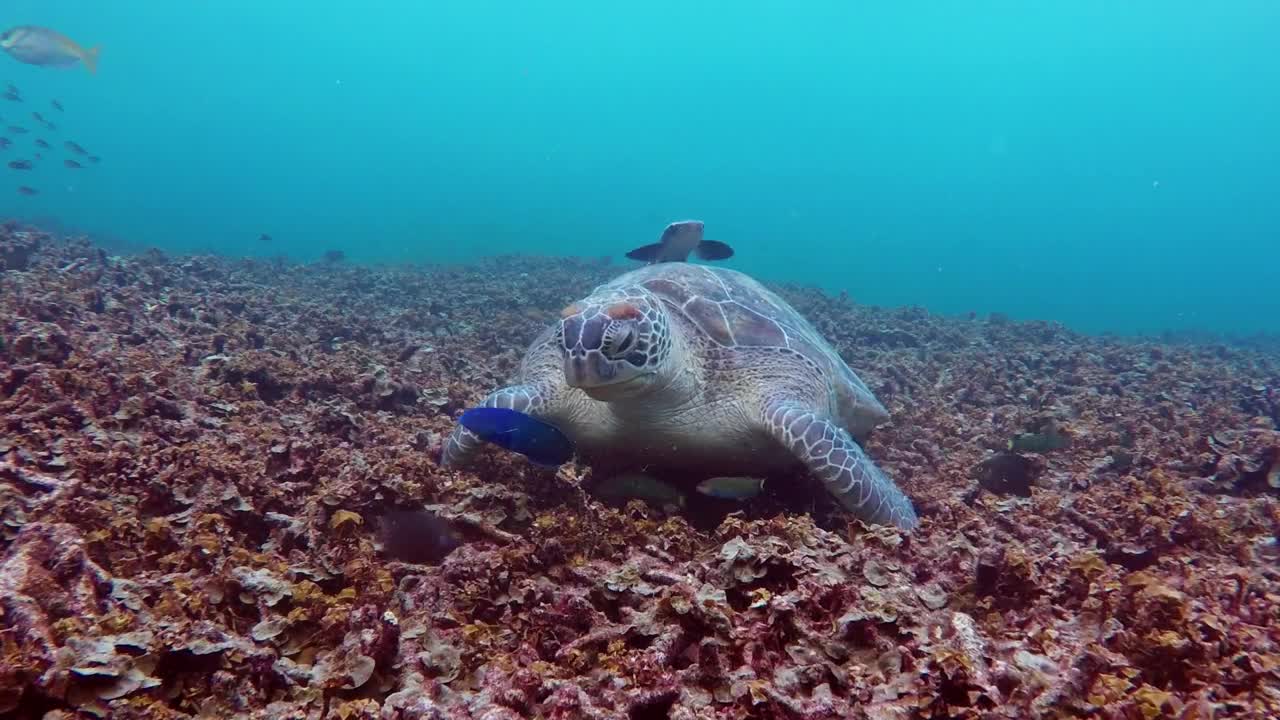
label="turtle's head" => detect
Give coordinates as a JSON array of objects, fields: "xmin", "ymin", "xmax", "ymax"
[{"xmin": 559, "ymin": 291, "xmax": 672, "ymax": 401}]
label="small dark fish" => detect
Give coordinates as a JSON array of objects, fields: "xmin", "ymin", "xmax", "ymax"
[
  {"xmin": 87, "ymin": 155, "xmax": 99, "ymax": 164},
  {"xmin": 322, "ymin": 249, "xmax": 345, "ymax": 262},
  {"xmin": 64, "ymin": 140, "xmax": 87, "ymax": 155},
  {"xmin": 696, "ymin": 475, "xmax": 766, "ymax": 500},
  {"xmin": 455, "ymin": 407, "xmax": 574, "ymax": 467},
  {"xmin": 5, "ymin": 84, "xmax": 17, "ymax": 95},
  {"xmin": 258, "ymin": 233, "xmax": 272, "ymax": 243},
  {"xmin": 626, "ymin": 219, "xmax": 734, "ymax": 264},
  {"xmin": 63, "ymin": 159, "xmax": 81, "ymax": 168},
  {"xmin": 376, "ymin": 509, "xmax": 462, "ymax": 564},
  {"xmin": 34, "ymin": 138, "xmax": 49, "ymax": 149},
  {"xmin": 2, "ymin": 90, "xmax": 19, "ymax": 103},
  {"xmin": 51, "ymin": 99, "xmax": 63, "ymax": 112},
  {"xmin": 31, "ymin": 111, "xmax": 47, "ymax": 125},
  {"xmin": 0, "ymin": 138, "xmax": 10, "ymax": 149},
  {"xmin": 7, "ymin": 126, "xmax": 27, "ymax": 134},
  {"xmin": 974, "ymin": 452, "xmax": 1037, "ymax": 497},
  {"xmin": 16, "ymin": 185, "xmax": 37, "ymax": 195},
  {"xmin": 592, "ymin": 472, "xmax": 685, "ymax": 509},
  {"xmin": 8, "ymin": 159, "xmax": 32, "ymax": 170},
  {"xmin": 1008, "ymin": 428, "xmax": 1073, "ymax": 453},
  {"xmin": 34, "ymin": 152, "xmax": 41, "ymax": 160}
]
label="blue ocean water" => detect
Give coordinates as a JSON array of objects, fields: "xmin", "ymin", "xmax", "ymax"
[{"xmin": 1, "ymin": 1, "xmax": 1276, "ymax": 336}]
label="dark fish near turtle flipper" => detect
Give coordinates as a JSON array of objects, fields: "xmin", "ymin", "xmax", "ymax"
[
  {"xmin": 592, "ymin": 472, "xmax": 685, "ymax": 509},
  {"xmin": 625, "ymin": 220, "xmax": 735, "ymax": 264},
  {"xmin": 376, "ymin": 509, "xmax": 461, "ymax": 564},
  {"xmin": 456, "ymin": 407, "xmax": 574, "ymax": 467},
  {"xmin": 696, "ymin": 475, "xmax": 766, "ymax": 500}
]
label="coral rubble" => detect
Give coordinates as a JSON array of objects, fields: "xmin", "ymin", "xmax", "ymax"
[{"xmin": 1, "ymin": 222, "xmax": 1277, "ymax": 719}]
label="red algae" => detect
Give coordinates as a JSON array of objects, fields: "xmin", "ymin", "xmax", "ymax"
[{"xmin": 0, "ymin": 224, "xmax": 1277, "ymax": 719}]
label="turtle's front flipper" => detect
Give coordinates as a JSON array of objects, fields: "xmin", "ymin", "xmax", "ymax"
[
  {"xmin": 762, "ymin": 401, "xmax": 919, "ymax": 531},
  {"xmin": 441, "ymin": 385, "xmax": 549, "ymax": 468}
]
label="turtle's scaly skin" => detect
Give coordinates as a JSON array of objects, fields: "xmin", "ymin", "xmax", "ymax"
[{"xmin": 443, "ymin": 263, "xmax": 919, "ymax": 531}]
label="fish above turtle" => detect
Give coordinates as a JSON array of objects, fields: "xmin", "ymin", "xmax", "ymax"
[
  {"xmin": 442, "ymin": 221, "xmax": 918, "ymax": 531},
  {"xmin": 625, "ymin": 220, "xmax": 734, "ymax": 264}
]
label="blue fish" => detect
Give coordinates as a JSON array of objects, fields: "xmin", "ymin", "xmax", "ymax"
[{"xmin": 457, "ymin": 407, "xmax": 573, "ymax": 467}]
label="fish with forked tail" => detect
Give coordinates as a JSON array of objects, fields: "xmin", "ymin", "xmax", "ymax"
[{"xmin": 0, "ymin": 26, "xmax": 100, "ymax": 73}]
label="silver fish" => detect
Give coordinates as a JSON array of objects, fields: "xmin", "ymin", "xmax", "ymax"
[
  {"xmin": 625, "ymin": 220, "xmax": 734, "ymax": 264},
  {"xmin": 0, "ymin": 26, "xmax": 100, "ymax": 73},
  {"xmin": 696, "ymin": 475, "xmax": 766, "ymax": 500}
]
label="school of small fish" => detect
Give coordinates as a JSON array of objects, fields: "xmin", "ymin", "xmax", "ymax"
[
  {"xmin": 0, "ymin": 25, "xmax": 102, "ymax": 195},
  {"xmin": 0, "ymin": 81, "xmax": 101, "ymax": 196}
]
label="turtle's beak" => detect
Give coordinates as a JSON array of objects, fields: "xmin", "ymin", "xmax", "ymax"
[{"xmin": 564, "ymin": 351, "xmax": 618, "ymax": 389}]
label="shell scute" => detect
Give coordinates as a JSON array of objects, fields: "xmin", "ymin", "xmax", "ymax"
[
  {"xmin": 720, "ymin": 301, "xmax": 787, "ymax": 347},
  {"xmin": 640, "ymin": 278, "xmax": 693, "ymax": 306},
  {"xmin": 684, "ymin": 297, "xmax": 735, "ymax": 346}
]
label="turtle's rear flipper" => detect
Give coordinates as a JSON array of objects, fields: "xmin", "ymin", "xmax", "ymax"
[
  {"xmin": 625, "ymin": 242, "xmax": 664, "ymax": 262},
  {"xmin": 694, "ymin": 240, "xmax": 734, "ymax": 261},
  {"xmin": 762, "ymin": 401, "xmax": 919, "ymax": 531}
]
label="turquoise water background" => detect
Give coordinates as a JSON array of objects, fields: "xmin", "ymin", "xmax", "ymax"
[{"xmin": 1, "ymin": 2, "xmax": 1277, "ymax": 336}]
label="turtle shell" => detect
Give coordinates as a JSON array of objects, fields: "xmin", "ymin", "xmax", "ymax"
[{"xmin": 596, "ymin": 263, "xmax": 890, "ymax": 437}]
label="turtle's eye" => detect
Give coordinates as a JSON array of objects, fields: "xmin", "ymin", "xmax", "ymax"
[{"xmin": 608, "ymin": 325, "xmax": 636, "ymax": 357}]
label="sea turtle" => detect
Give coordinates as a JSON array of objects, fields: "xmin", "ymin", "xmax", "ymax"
[{"xmin": 441, "ymin": 261, "xmax": 919, "ymax": 530}]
